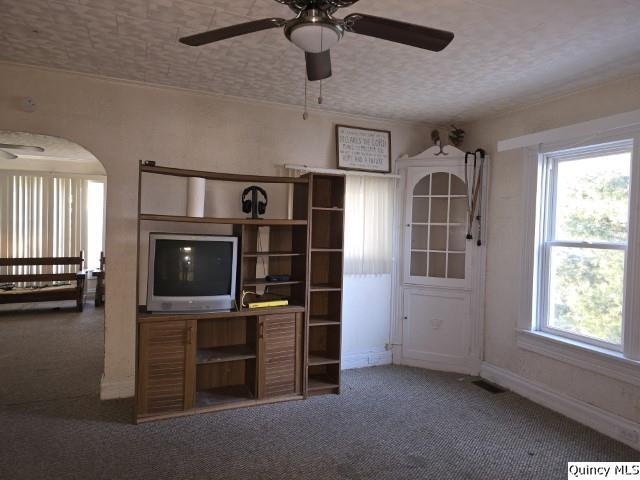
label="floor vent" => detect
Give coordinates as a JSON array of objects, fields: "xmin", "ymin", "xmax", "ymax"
[{"xmin": 472, "ymin": 380, "xmax": 507, "ymax": 394}]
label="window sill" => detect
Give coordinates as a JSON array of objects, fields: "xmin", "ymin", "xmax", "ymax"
[{"xmin": 516, "ymin": 329, "xmax": 640, "ymax": 387}]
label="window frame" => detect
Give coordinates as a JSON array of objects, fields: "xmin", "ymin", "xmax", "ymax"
[{"xmin": 536, "ymin": 139, "xmax": 634, "ymax": 352}]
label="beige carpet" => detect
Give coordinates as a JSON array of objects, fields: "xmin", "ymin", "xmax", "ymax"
[{"xmin": 0, "ymin": 305, "xmax": 637, "ymax": 480}]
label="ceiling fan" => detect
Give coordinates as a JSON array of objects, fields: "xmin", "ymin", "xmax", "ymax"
[
  {"xmin": 0, "ymin": 143, "xmax": 45, "ymax": 160},
  {"xmin": 179, "ymin": 0, "xmax": 454, "ymax": 81}
]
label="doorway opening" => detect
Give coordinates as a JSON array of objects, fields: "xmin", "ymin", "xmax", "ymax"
[{"xmin": 0, "ymin": 131, "xmax": 107, "ymax": 404}]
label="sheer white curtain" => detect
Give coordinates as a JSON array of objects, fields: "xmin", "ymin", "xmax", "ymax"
[
  {"xmin": 0, "ymin": 173, "xmax": 87, "ymax": 274},
  {"xmin": 344, "ymin": 175, "xmax": 395, "ymax": 275}
]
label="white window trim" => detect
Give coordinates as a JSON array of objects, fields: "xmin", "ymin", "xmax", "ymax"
[
  {"xmin": 536, "ymin": 140, "xmax": 632, "ymax": 352},
  {"xmin": 518, "ymin": 128, "xmax": 640, "ymax": 381}
]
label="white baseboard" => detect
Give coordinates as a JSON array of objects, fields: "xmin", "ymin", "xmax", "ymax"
[
  {"xmin": 395, "ymin": 356, "xmax": 480, "ymax": 376},
  {"xmin": 100, "ymin": 374, "xmax": 135, "ymax": 400},
  {"xmin": 480, "ymin": 362, "xmax": 640, "ymax": 451},
  {"xmin": 342, "ymin": 350, "xmax": 392, "ymax": 369}
]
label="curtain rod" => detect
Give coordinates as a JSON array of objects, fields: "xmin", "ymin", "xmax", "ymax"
[{"xmin": 281, "ymin": 163, "xmax": 401, "ymax": 179}]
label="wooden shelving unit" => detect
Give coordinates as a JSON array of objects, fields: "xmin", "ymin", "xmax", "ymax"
[
  {"xmin": 305, "ymin": 174, "xmax": 345, "ymax": 396},
  {"xmin": 134, "ymin": 163, "xmax": 344, "ymax": 423}
]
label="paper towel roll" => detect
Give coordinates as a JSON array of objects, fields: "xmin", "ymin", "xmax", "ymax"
[{"xmin": 187, "ymin": 177, "xmax": 205, "ymax": 217}]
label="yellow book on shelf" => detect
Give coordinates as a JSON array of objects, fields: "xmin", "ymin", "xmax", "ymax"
[{"xmin": 247, "ymin": 299, "xmax": 289, "ymax": 309}]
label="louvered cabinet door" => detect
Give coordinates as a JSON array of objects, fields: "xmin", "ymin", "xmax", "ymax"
[
  {"xmin": 257, "ymin": 313, "xmax": 302, "ymax": 399},
  {"xmin": 136, "ymin": 320, "xmax": 196, "ymax": 418}
]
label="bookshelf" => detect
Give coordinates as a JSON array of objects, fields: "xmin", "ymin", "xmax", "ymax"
[
  {"xmin": 305, "ymin": 174, "xmax": 345, "ymax": 396},
  {"xmin": 134, "ymin": 163, "xmax": 344, "ymax": 422}
]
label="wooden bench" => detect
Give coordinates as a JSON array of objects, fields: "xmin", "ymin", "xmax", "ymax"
[{"xmin": 0, "ymin": 254, "xmax": 86, "ymax": 312}]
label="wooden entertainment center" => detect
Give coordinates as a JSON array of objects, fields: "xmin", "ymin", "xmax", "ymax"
[{"xmin": 135, "ymin": 162, "xmax": 345, "ymax": 422}]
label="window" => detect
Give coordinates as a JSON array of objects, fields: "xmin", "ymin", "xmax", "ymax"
[
  {"xmin": 344, "ymin": 175, "xmax": 395, "ymax": 275},
  {"xmin": 86, "ymin": 180, "xmax": 105, "ymax": 270},
  {"xmin": 537, "ymin": 140, "xmax": 632, "ymax": 350},
  {"xmin": 0, "ymin": 173, "xmax": 105, "ymax": 271}
]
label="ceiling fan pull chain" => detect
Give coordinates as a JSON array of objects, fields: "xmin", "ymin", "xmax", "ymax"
[
  {"xmin": 303, "ymin": 75, "xmax": 309, "ymax": 120},
  {"xmin": 318, "ymin": 25, "xmax": 324, "ymax": 105}
]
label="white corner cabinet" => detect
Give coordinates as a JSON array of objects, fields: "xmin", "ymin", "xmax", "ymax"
[{"xmin": 393, "ymin": 146, "xmax": 489, "ymax": 375}]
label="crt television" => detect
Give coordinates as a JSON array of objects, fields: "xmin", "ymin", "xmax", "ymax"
[{"xmin": 147, "ymin": 233, "xmax": 238, "ymax": 312}]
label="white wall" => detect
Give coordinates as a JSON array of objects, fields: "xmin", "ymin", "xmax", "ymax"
[
  {"xmin": 342, "ymin": 274, "xmax": 393, "ymax": 368},
  {"xmin": 463, "ymin": 74, "xmax": 640, "ymax": 424},
  {"xmin": 0, "ymin": 62, "xmax": 431, "ymax": 398}
]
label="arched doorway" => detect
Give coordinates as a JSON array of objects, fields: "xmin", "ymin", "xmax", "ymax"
[{"xmin": 0, "ymin": 131, "xmax": 107, "ymax": 404}]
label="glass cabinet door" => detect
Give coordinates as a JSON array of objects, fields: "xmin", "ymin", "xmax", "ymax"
[{"xmin": 405, "ymin": 167, "xmax": 469, "ymax": 287}]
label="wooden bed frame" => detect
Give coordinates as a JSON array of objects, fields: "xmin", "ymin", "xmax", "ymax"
[{"xmin": 0, "ymin": 254, "xmax": 86, "ymax": 312}]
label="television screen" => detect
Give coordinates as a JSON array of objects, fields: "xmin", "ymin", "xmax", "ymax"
[{"xmin": 153, "ymin": 239, "xmax": 233, "ymax": 297}]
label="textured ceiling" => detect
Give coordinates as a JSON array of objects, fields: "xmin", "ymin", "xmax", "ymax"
[{"xmin": 1, "ymin": 0, "xmax": 640, "ymax": 123}]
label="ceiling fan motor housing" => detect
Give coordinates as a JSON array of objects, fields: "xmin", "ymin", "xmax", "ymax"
[{"xmin": 284, "ymin": 9, "xmax": 344, "ymax": 53}]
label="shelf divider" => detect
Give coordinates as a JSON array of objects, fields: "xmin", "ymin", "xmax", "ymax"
[
  {"xmin": 140, "ymin": 214, "xmax": 307, "ymax": 226},
  {"xmin": 196, "ymin": 345, "xmax": 256, "ymax": 365},
  {"xmin": 243, "ymin": 251, "xmax": 304, "ymax": 258},
  {"xmin": 308, "ymin": 354, "xmax": 340, "ymax": 366},
  {"xmin": 243, "ymin": 278, "xmax": 304, "ymax": 287},
  {"xmin": 142, "ymin": 164, "xmax": 309, "ymax": 184}
]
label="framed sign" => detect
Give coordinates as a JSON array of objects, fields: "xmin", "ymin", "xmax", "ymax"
[{"xmin": 336, "ymin": 124, "xmax": 391, "ymax": 173}]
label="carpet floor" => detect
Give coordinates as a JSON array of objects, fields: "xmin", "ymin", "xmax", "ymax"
[{"xmin": 0, "ymin": 305, "xmax": 637, "ymax": 480}]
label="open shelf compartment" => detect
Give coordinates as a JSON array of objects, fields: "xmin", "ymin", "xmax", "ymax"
[
  {"xmin": 309, "ymin": 290, "xmax": 342, "ymax": 325},
  {"xmin": 310, "ymin": 250, "xmax": 343, "ymax": 291},
  {"xmin": 308, "ymin": 323, "xmax": 340, "ymax": 365},
  {"xmin": 307, "ymin": 364, "xmax": 340, "ymax": 392},
  {"xmin": 312, "ymin": 175, "xmax": 345, "ymax": 209},
  {"xmin": 195, "ymin": 360, "xmax": 256, "ymax": 408},
  {"xmin": 195, "ymin": 316, "xmax": 257, "ymax": 407},
  {"xmin": 311, "ymin": 210, "xmax": 344, "ymax": 250},
  {"xmin": 239, "ymin": 224, "xmax": 307, "ymax": 303}
]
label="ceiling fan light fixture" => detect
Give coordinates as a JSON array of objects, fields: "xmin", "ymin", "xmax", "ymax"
[{"xmin": 288, "ymin": 23, "xmax": 341, "ymax": 53}]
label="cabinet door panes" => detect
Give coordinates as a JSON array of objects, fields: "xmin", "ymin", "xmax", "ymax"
[{"xmin": 408, "ymin": 172, "xmax": 468, "ymax": 281}]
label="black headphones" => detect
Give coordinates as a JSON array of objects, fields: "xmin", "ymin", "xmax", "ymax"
[{"xmin": 242, "ymin": 186, "xmax": 268, "ymax": 218}]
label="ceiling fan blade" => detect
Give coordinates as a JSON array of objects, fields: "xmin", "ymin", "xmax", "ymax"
[
  {"xmin": 180, "ymin": 18, "xmax": 287, "ymax": 46},
  {"xmin": 305, "ymin": 50, "xmax": 332, "ymax": 81},
  {"xmin": 0, "ymin": 143, "xmax": 45, "ymax": 153},
  {"xmin": 0, "ymin": 149, "xmax": 18, "ymax": 160},
  {"xmin": 344, "ymin": 14, "xmax": 454, "ymax": 52}
]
